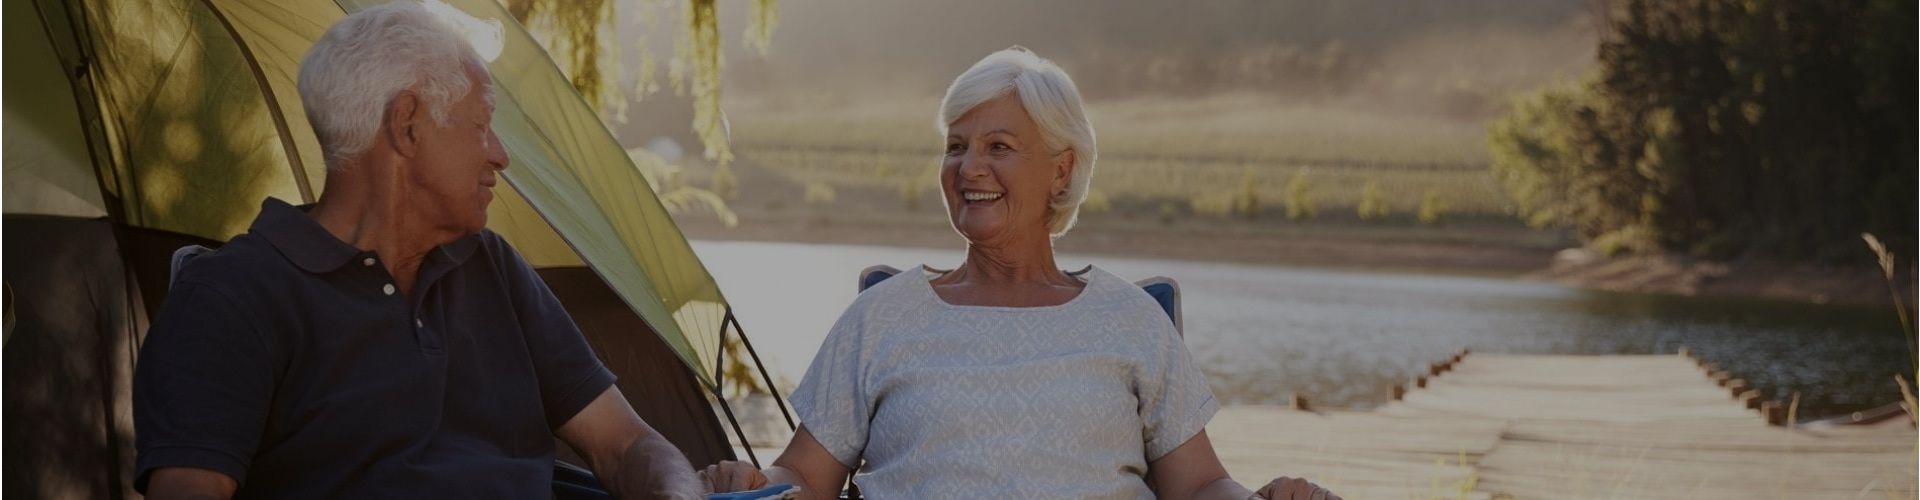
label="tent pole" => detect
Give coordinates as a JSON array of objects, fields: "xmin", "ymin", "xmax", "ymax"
[
  {"xmin": 705, "ymin": 380, "xmax": 760, "ymax": 467},
  {"xmin": 197, "ymin": 0, "xmax": 316, "ymax": 203},
  {"xmin": 725, "ymin": 309, "xmax": 796, "ymax": 430},
  {"xmin": 714, "ymin": 318, "xmax": 728, "ymax": 392}
]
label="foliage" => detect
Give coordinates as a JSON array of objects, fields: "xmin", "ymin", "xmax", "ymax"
[
  {"xmin": 1234, "ymin": 168, "xmax": 1261, "ymax": 218},
  {"xmin": 1189, "ymin": 192, "xmax": 1235, "ymax": 218},
  {"xmin": 504, "ymin": 0, "xmax": 615, "ymax": 112},
  {"xmin": 1082, "ymin": 189, "xmax": 1113, "ymax": 215},
  {"xmin": 505, "ymin": 0, "xmax": 780, "ymax": 165},
  {"xmin": 1862, "ymin": 233, "xmax": 1918, "ymax": 424},
  {"xmin": 1356, "ymin": 180, "xmax": 1390, "ymax": 221},
  {"xmin": 627, "ymin": 148, "xmax": 738, "ymax": 227},
  {"xmin": 709, "ymin": 164, "xmax": 738, "ymax": 200},
  {"xmin": 1283, "ymin": 169, "xmax": 1316, "ymax": 220},
  {"xmin": 802, "ymin": 181, "xmax": 836, "ymax": 206},
  {"xmin": 1487, "ymin": 85, "xmax": 1584, "ymax": 228},
  {"xmin": 1417, "ymin": 190, "xmax": 1450, "ymax": 226},
  {"xmin": 1487, "ymin": 0, "xmax": 1916, "ymax": 261}
]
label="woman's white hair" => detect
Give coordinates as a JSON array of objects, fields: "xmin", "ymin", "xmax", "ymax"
[
  {"xmin": 298, "ymin": 1, "xmax": 501, "ymax": 169},
  {"xmin": 939, "ymin": 46, "xmax": 1098, "ymax": 238}
]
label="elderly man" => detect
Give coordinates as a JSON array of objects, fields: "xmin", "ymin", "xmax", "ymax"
[{"xmin": 132, "ymin": 2, "xmax": 703, "ymax": 498}]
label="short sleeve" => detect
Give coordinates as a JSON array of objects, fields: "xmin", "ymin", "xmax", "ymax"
[
  {"xmin": 1136, "ymin": 321, "xmax": 1219, "ymax": 461},
  {"xmin": 133, "ymin": 282, "xmax": 277, "ymax": 492},
  {"xmin": 492, "ymin": 235, "xmax": 616, "ymax": 428},
  {"xmin": 788, "ymin": 304, "xmax": 873, "ymax": 468}
]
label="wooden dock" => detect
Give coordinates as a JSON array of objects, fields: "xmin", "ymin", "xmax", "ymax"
[{"xmin": 1208, "ymin": 354, "xmax": 1917, "ymax": 499}]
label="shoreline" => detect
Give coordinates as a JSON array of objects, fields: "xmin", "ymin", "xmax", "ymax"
[{"xmin": 678, "ymin": 210, "xmax": 1902, "ymax": 307}]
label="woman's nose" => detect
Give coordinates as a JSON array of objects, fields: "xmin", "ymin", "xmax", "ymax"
[{"xmin": 957, "ymin": 150, "xmax": 990, "ymax": 179}]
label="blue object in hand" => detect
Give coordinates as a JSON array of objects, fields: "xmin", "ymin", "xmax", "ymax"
[{"xmin": 708, "ymin": 483, "xmax": 797, "ymax": 500}]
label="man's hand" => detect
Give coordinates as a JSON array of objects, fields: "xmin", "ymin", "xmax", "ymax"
[
  {"xmin": 557, "ymin": 386, "xmax": 705, "ymax": 499},
  {"xmin": 1255, "ymin": 476, "xmax": 1340, "ymax": 500},
  {"xmin": 698, "ymin": 460, "xmax": 770, "ymax": 493}
]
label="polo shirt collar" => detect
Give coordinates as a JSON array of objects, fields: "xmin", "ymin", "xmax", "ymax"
[{"xmin": 252, "ymin": 197, "xmax": 482, "ymax": 274}]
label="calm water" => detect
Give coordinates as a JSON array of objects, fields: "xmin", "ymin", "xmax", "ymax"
[{"xmin": 693, "ymin": 240, "xmax": 1911, "ymax": 420}]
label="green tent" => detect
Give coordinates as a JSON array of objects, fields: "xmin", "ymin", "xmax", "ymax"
[{"xmin": 3, "ymin": 0, "xmax": 784, "ymax": 496}]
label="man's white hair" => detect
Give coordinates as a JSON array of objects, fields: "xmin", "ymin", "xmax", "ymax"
[
  {"xmin": 298, "ymin": 1, "xmax": 500, "ymax": 169},
  {"xmin": 938, "ymin": 46, "xmax": 1099, "ymax": 238}
]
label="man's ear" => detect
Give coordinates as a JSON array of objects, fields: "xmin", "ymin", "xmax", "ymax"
[{"xmin": 384, "ymin": 91, "xmax": 422, "ymax": 158}]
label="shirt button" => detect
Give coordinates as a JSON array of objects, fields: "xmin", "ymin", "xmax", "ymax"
[
  {"xmin": 382, "ymin": 283, "xmax": 396, "ymax": 296},
  {"xmin": 363, "ymin": 257, "xmax": 376, "ymax": 267},
  {"xmin": 415, "ymin": 319, "xmax": 424, "ymax": 328}
]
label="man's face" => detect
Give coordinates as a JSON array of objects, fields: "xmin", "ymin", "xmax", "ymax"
[{"xmin": 409, "ymin": 64, "xmax": 509, "ymax": 235}]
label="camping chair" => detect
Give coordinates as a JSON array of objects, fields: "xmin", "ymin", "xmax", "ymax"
[
  {"xmin": 835, "ymin": 265, "xmax": 1184, "ymax": 498},
  {"xmin": 169, "ymin": 245, "xmax": 216, "ymax": 288},
  {"xmin": 858, "ymin": 265, "xmax": 1183, "ymax": 333}
]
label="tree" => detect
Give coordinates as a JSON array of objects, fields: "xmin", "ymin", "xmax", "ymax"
[
  {"xmin": 1488, "ymin": 0, "xmax": 1915, "ymax": 262},
  {"xmin": 503, "ymin": 0, "xmax": 779, "ymax": 166}
]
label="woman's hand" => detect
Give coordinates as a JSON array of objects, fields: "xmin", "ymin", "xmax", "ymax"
[
  {"xmin": 1255, "ymin": 476, "xmax": 1340, "ymax": 500},
  {"xmin": 698, "ymin": 460, "xmax": 770, "ymax": 493}
]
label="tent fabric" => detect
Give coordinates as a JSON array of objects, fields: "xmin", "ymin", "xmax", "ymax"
[
  {"xmin": 12, "ymin": 0, "xmax": 735, "ymax": 387},
  {"xmin": 233, "ymin": 0, "xmax": 736, "ymax": 386},
  {"xmin": 538, "ymin": 267, "xmax": 735, "ymax": 468},
  {"xmin": 2, "ymin": 0, "xmax": 106, "ymax": 219},
  {"xmin": 6, "ymin": 0, "xmax": 759, "ymax": 496}
]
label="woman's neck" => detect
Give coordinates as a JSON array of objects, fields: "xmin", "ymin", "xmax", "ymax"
[{"xmin": 929, "ymin": 236, "xmax": 1086, "ymax": 307}]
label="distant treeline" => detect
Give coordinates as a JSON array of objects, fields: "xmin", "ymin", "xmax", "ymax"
[
  {"xmin": 721, "ymin": 0, "xmax": 1596, "ymax": 117},
  {"xmin": 1489, "ymin": 0, "xmax": 1915, "ymax": 262}
]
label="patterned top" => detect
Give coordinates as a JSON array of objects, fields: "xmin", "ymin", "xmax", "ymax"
[{"xmin": 789, "ymin": 266, "xmax": 1219, "ymax": 499}]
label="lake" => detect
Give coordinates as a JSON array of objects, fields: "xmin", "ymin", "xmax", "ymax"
[{"xmin": 693, "ymin": 240, "xmax": 1911, "ymax": 420}]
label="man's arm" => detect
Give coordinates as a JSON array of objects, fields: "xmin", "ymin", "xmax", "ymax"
[
  {"xmin": 134, "ymin": 282, "xmax": 273, "ymax": 497},
  {"xmin": 556, "ymin": 385, "xmax": 705, "ymax": 499},
  {"xmin": 143, "ymin": 467, "xmax": 237, "ymax": 500}
]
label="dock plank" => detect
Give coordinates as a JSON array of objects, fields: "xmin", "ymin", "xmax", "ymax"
[{"xmin": 1209, "ymin": 354, "xmax": 1916, "ymax": 499}]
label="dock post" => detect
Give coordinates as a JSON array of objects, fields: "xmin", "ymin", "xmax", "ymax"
[
  {"xmin": 1762, "ymin": 401, "xmax": 1787, "ymax": 426},
  {"xmin": 1291, "ymin": 392, "xmax": 1311, "ymax": 411}
]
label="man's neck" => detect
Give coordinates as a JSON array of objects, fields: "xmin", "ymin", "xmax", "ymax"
[{"xmin": 307, "ymin": 160, "xmax": 458, "ymax": 295}]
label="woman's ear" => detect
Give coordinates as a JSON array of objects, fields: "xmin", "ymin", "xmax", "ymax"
[
  {"xmin": 384, "ymin": 91, "xmax": 422, "ymax": 158},
  {"xmin": 1052, "ymin": 149, "xmax": 1077, "ymax": 197}
]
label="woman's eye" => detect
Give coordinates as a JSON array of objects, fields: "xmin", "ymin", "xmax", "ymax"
[{"xmin": 945, "ymin": 144, "xmax": 965, "ymax": 156}]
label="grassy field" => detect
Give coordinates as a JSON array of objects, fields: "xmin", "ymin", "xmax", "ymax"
[{"xmin": 723, "ymin": 93, "xmax": 1513, "ymax": 223}]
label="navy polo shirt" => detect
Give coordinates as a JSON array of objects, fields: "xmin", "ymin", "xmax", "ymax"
[{"xmin": 133, "ymin": 198, "xmax": 616, "ymax": 498}]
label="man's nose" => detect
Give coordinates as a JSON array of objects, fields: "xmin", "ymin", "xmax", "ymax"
[{"xmin": 488, "ymin": 130, "xmax": 509, "ymax": 171}]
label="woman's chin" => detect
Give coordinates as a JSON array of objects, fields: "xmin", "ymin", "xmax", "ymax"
[{"xmin": 952, "ymin": 218, "xmax": 1008, "ymax": 245}]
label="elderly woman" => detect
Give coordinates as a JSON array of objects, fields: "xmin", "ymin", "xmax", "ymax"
[{"xmin": 708, "ymin": 47, "xmax": 1337, "ymax": 500}]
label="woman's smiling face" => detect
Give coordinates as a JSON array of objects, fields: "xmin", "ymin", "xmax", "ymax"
[{"xmin": 941, "ymin": 92, "xmax": 1073, "ymax": 247}]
